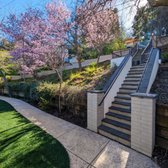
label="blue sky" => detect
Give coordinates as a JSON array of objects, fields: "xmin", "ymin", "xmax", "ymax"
[
  {"xmin": 0, "ymin": 0, "xmax": 147, "ymax": 35},
  {"xmin": 0, "ymin": 0, "xmax": 76, "ymax": 19}
]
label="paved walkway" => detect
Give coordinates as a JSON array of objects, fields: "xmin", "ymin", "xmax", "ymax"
[{"xmin": 0, "ymin": 96, "xmax": 159, "ymax": 168}]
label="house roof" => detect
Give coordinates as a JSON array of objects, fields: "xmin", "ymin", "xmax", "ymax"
[{"xmin": 125, "ymin": 38, "xmax": 139, "ymax": 45}]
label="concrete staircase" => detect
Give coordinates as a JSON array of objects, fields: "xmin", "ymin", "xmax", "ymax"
[{"xmin": 98, "ymin": 64, "xmax": 145, "ymax": 146}]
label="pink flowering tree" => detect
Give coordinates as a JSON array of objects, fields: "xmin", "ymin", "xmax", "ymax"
[
  {"xmin": 83, "ymin": 9, "xmax": 119, "ymax": 64},
  {"xmin": 0, "ymin": 1, "xmax": 70, "ymax": 112},
  {"xmin": 0, "ymin": 1, "xmax": 70, "ymax": 81},
  {"xmin": 65, "ymin": 0, "xmax": 116, "ymax": 70},
  {"xmin": 43, "ymin": 0, "xmax": 70, "ymax": 112},
  {"xmin": 0, "ymin": 9, "xmax": 46, "ymax": 79}
]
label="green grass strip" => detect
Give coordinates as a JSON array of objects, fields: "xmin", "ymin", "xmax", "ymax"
[{"xmin": 0, "ymin": 100, "xmax": 70, "ymax": 168}]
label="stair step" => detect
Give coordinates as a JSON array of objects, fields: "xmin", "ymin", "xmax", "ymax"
[
  {"xmin": 118, "ymin": 90, "xmax": 134, "ymax": 95},
  {"xmin": 113, "ymin": 101, "xmax": 131, "ymax": 106},
  {"xmin": 127, "ymin": 75, "xmax": 142, "ymax": 79},
  {"xmin": 106, "ymin": 112, "xmax": 131, "ymax": 122},
  {"xmin": 109, "ymin": 106, "xmax": 131, "ymax": 117},
  {"xmin": 120, "ymin": 87, "xmax": 137, "ymax": 91},
  {"xmin": 123, "ymin": 80, "xmax": 140, "ymax": 87},
  {"xmin": 115, "ymin": 96, "xmax": 131, "ymax": 104},
  {"xmin": 117, "ymin": 93, "xmax": 131, "ymax": 99},
  {"xmin": 119, "ymin": 90, "xmax": 136, "ymax": 94},
  {"xmin": 131, "ymin": 65, "xmax": 145, "ymax": 69},
  {"xmin": 125, "ymin": 79, "xmax": 141, "ymax": 82},
  {"xmin": 130, "ymin": 67, "xmax": 144, "ymax": 71},
  {"xmin": 130, "ymin": 67, "xmax": 144, "ymax": 70},
  {"xmin": 98, "ymin": 125, "xmax": 131, "ymax": 146},
  {"xmin": 112, "ymin": 101, "xmax": 131, "ymax": 109},
  {"xmin": 125, "ymin": 77, "xmax": 141, "ymax": 81},
  {"xmin": 121, "ymin": 84, "xmax": 138, "ymax": 89},
  {"xmin": 122, "ymin": 81, "xmax": 139, "ymax": 85},
  {"xmin": 102, "ymin": 119, "xmax": 131, "ymax": 135},
  {"xmin": 128, "ymin": 71, "xmax": 144, "ymax": 74},
  {"xmin": 130, "ymin": 68, "xmax": 145, "ymax": 72},
  {"xmin": 102, "ymin": 118, "xmax": 131, "ymax": 130},
  {"xmin": 115, "ymin": 96, "xmax": 131, "ymax": 100}
]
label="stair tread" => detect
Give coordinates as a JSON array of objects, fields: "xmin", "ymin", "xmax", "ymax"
[
  {"xmin": 102, "ymin": 118, "xmax": 131, "ymax": 130},
  {"xmin": 106, "ymin": 112, "xmax": 131, "ymax": 121},
  {"xmin": 116, "ymin": 94, "xmax": 131, "ymax": 99},
  {"xmin": 109, "ymin": 106, "xmax": 131, "ymax": 113},
  {"xmin": 131, "ymin": 66, "xmax": 145, "ymax": 68},
  {"xmin": 113, "ymin": 101, "xmax": 131, "ymax": 106},
  {"xmin": 115, "ymin": 96, "xmax": 131, "ymax": 100},
  {"xmin": 98, "ymin": 125, "xmax": 130, "ymax": 141},
  {"xmin": 124, "ymin": 78, "xmax": 140, "ymax": 84},
  {"xmin": 120, "ymin": 87, "xmax": 137, "ymax": 90},
  {"xmin": 130, "ymin": 68, "xmax": 144, "ymax": 70},
  {"xmin": 118, "ymin": 91, "xmax": 134, "ymax": 94},
  {"xmin": 126, "ymin": 76, "xmax": 141, "ymax": 79},
  {"xmin": 122, "ymin": 83, "xmax": 139, "ymax": 86},
  {"xmin": 129, "ymin": 70, "xmax": 144, "ymax": 72},
  {"xmin": 127, "ymin": 75, "xmax": 142, "ymax": 78}
]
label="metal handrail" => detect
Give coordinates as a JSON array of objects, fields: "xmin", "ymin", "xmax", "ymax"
[
  {"xmin": 98, "ymin": 54, "xmax": 131, "ymax": 106},
  {"xmin": 98, "ymin": 44, "xmax": 138, "ymax": 106},
  {"xmin": 136, "ymin": 47, "xmax": 153, "ymax": 93},
  {"xmin": 140, "ymin": 39, "xmax": 152, "ymax": 64},
  {"xmin": 136, "ymin": 40, "xmax": 153, "ymax": 93}
]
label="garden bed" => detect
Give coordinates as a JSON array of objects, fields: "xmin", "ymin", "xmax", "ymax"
[{"xmin": 1, "ymin": 61, "xmax": 115, "ymax": 128}]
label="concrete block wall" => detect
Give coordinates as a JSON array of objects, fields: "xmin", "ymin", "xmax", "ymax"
[
  {"xmin": 87, "ymin": 91, "xmax": 104, "ymax": 132},
  {"xmin": 131, "ymin": 93, "xmax": 157, "ymax": 157}
]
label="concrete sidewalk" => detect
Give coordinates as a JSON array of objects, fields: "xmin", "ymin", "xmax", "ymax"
[{"xmin": 0, "ymin": 96, "xmax": 159, "ymax": 168}]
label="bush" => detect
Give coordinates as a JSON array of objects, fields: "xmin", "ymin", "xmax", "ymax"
[
  {"xmin": 84, "ymin": 62, "xmax": 100, "ymax": 76},
  {"xmin": 37, "ymin": 82, "xmax": 87, "ymax": 117},
  {"xmin": 0, "ymin": 78, "xmax": 4, "ymax": 90},
  {"xmin": 6, "ymin": 75, "xmax": 12, "ymax": 81},
  {"xmin": 162, "ymin": 52, "xmax": 168, "ymax": 59},
  {"xmin": 83, "ymin": 48, "xmax": 98, "ymax": 60},
  {"xmin": 8, "ymin": 82, "xmax": 38, "ymax": 100},
  {"xmin": 102, "ymin": 38, "xmax": 126, "ymax": 55}
]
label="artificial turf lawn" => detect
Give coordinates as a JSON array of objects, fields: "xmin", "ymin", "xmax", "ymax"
[{"xmin": 0, "ymin": 100, "xmax": 70, "ymax": 168}]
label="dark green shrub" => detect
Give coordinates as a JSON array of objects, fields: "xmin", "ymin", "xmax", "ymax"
[
  {"xmin": 102, "ymin": 39, "xmax": 126, "ymax": 55},
  {"xmin": 8, "ymin": 82, "xmax": 38, "ymax": 100},
  {"xmin": 83, "ymin": 48, "xmax": 98, "ymax": 59},
  {"xmin": 162, "ymin": 52, "xmax": 168, "ymax": 59}
]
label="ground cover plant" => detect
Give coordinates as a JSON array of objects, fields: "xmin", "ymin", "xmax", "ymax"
[{"xmin": 0, "ymin": 100, "xmax": 70, "ymax": 168}]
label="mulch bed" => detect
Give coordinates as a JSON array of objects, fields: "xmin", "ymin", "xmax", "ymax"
[{"xmin": 153, "ymin": 146, "xmax": 168, "ymax": 168}]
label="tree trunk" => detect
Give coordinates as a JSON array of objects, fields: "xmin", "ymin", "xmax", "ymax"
[
  {"xmin": 96, "ymin": 55, "xmax": 101, "ymax": 65},
  {"xmin": 0, "ymin": 70, "xmax": 11, "ymax": 97},
  {"xmin": 97, "ymin": 48, "xmax": 102, "ymax": 66},
  {"xmin": 77, "ymin": 56, "xmax": 82, "ymax": 71},
  {"xmin": 33, "ymin": 70, "xmax": 38, "ymax": 81}
]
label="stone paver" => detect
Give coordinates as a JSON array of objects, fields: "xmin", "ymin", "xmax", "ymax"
[
  {"xmin": 91, "ymin": 141, "xmax": 158, "ymax": 168},
  {"xmin": 0, "ymin": 96, "xmax": 159, "ymax": 168},
  {"xmin": 57, "ymin": 126, "xmax": 109, "ymax": 163}
]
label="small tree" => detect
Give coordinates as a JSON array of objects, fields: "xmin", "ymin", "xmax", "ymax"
[
  {"xmin": 66, "ymin": 0, "xmax": 114, "ymax": 70},
  {"xmin": 0, "ymin": 51, "xmax": 15, "ymax": 96},
  {"xmin": 83, "ymin": 9, "xmax": 119, "ymax": 64},
  {"xmin": 42, "ymin": 0, "xmax": 70, "ymax": 113},
  {"xmin": 0, "ymin": 11, "xmax": 45, "ymax": 79}
]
